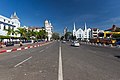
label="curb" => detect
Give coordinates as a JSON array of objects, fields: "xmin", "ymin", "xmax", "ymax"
[{"xmin": 0, "ymin": 41, "xmax": 52, "ymax": 54}]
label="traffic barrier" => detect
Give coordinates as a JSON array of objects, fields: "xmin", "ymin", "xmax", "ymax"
[
  {"xmin": 24, "ymin": 47, "xmax": 28, "ymax": 49},
  {"xmin": 0, "ymin": 41, "xmax": 52, "ymax": 54},
  {"xmin": 95, "ymin": 43, "xmax": 98, "ymax": 46},
  {"xmin": 6, "ymin": 49, "xmax": 12, "ymax": 52},
  {"xmin": 116, "ymin": 45, "xmax": 120, "ymax": 48},
  {"xmin": 109, "ymin": 44, "xmax": 113, "ymax": 47},
  {"xmin": 103, "ymin": 43, "xmax": 106, "ymax": 46},
  {"xmin": 98, "ymin": 43, "xmax": 102, "ymax": 46},
  {"xmin": 30, "ymin": 46, "xmax": 33, "ymax": 48},
  {"xmin": 12, "ymin": 48, "xmax": 17, "ymax": 51},
  {"xmin": 17, "ymin": 48, "xmax": 22, "ymax": 51},
  {"xmin": 0, "ymin": 50, "xmax": 6, "ymax": 53}
]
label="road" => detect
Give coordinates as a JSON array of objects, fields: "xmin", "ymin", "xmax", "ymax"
[{"xmin": 0, "ymin": 41, "xmax": 120, "ymax": 80}]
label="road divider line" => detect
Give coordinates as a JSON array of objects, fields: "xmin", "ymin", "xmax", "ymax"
[
  {"xmin": 14, "ymin": 56, "xmax": 32, "ymax": 67},
  {"xmin": 58, "ymin": 42, "xmax": 63, "ymax": 80}
]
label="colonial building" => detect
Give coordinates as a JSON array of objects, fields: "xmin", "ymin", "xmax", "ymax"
[
  {"xmin": 44, "ymin": 20, "xmax": 53, "ymax": 41},
  {"xmin": 28, "ymin": 27, "xmax": 45, "ymax": 32},
  {"xmin": 0, "ymin": 12, "xmax": 20, "ymax": 37},
  {"xmin": 91, "ymin": 28, "xmax": 104, "ymax": 38},
  {"xmin": 73, "ymin": 22, "xmax": 91, "ymax": 41}
]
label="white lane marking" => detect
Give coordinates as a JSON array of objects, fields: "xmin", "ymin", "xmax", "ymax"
[
  {"xmin": 58, "ymin": 42, "xmax": 63, "ymax": 80},
  {"xmin": 14, "ymin": 56, "xmax": 32, "ymax": 67},
  {"xmin": 39, "ymin": 49, "xmax": 44, "ymax": 52}
]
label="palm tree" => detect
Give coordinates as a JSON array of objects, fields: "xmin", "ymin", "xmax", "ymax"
[
  {"xmin": 5, "ymin": 27, "xmax": 14, "ymax": 36},
  {"xmin": 15, "ymin": 27, "xmax": 27, "ymax": 41},
  {"xmin": 26, "ymin": 29, "xmax": 33, "ymax": 40},
  {"xmin": 5, "ymin": 27, "xmax": 16, "ymax": 42},
  {"xmin": 38, "ymin": 30, "xmax": 48, "ymax": 39}
]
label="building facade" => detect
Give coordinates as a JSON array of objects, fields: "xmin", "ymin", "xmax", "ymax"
[
  {"xmin": 91, "ymin": 28, "xmax": 100, "ymax": 39},
  {"xmin": 73, "ymin": 23, "xmax": 91, "ymax": 41},
  {"xmin": 90, "ymin": 28, "xmax": 104, "ymax": 39},
  {"xmin": 44, "ymin": 20, "xmax": 53, "ymax": 41},
  {"xmin": 0, "ymin": 12, "xmax": 20, "ymax": 37}
]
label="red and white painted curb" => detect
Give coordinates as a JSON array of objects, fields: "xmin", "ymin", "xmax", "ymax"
[{"xmin": 0, "ymin": 41, "xmax": 53, "ymax": 54}]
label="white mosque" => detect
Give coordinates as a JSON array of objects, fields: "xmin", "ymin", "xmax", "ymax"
[
  {"xmin": 44, "ymin": 20, "xmax": 53, "ymax": 41},
  {"xmin": 73, "ymin": 22, "xmax": 91, "ymax": 41}
]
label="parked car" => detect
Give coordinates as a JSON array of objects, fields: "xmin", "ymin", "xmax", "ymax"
[{"xmin": 6, "ymin": 42, "xmax": 14, "ymax": 47}]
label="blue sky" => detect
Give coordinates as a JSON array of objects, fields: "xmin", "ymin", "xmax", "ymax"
[{"xmin": 0, "ymin": 0, "xmax": 120, "ymax": 34}]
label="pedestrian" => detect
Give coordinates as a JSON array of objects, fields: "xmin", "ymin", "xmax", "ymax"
[{"xmin": 20, "ymin": 41, "xmax": 23, "ymax": 46}]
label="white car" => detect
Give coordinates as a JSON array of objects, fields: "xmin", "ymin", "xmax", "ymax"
[
  {"xmin": 71, "ymin": 41, "xmax": 80, "ymax": 47},
  {"xmin": 62, "ymin": 40, "xmax": 66, "ymax": 43}
]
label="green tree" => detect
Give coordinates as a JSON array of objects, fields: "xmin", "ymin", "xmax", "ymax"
[
  {"xmin": 112, "ymin": 34, "xmax": 120, "ymax": 38},
  {"xmin": 5, "ymin": 27, "xmax": 16, "ymax": 36},
  {"xmin": 38, "ymin": 30, "xmax": 48, "ymax": 39},
  {"xmin": 60, "ymin": 36, "xmax": 64, "ymax": 40},
  {"xmin": 15, "ymin": 27, "xmax": 27, "ymax": 40},
  {"xmin": 52, "ymin": 32, "xmax": 60, "ymax": 40},
  {"xmin": 5, "ymin": 27, "xmax": 16, "ymax": 41},
  {"xmin": 64, "ymin": 32, "xmax": 72, "ymax": 40}
]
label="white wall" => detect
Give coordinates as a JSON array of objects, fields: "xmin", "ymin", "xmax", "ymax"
[{"xmin": 0, "ymin": 14, "xmax": 20, "ymax": 37}]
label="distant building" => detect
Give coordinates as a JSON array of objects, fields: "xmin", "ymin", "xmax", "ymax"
[
  {"xmin": 28, "ymin": 26, "xmax": 45, "ymax": 32},
  {"xmin": 91, "ymin": 28, "xmax": 104, "ymax": 38},
  {"xmin": 0, "ymin": 12, "xmax": 20, "ymax": 37},
  {"xmin": 44, "ymin": 20, "xmax": 53, "ymax": 41},
  {"xmin": 103, "ymin": 25, "xmax": 120, "ymax": 38},
  {"xmin": 73, "ymin": 22, "xmax": 91, "ymax": 41}
]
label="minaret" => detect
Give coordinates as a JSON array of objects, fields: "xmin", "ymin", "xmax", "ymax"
[
  {"xmin": 73, "ymin": 22, "xmax": 76, "ymax": 31},
  {"xmin": 73, "ymin": 22, "xmax": 76, "ymax": 36},
  {"xmin": 84, "ymin": 22, "xmax": 87, "ymax": 31},
  {"xmin": 84, "ymin": 22, "xmax": 88, "ymax": 40}
]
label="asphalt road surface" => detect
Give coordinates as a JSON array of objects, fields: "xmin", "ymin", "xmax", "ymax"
[{"xmin": 0, "ymin": 41, "xmax": 120, "ymax": 80}]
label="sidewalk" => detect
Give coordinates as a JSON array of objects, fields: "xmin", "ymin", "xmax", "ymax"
[{"xmin": 0, "ymin": 41, "xmax": 49, "ymax": 53}]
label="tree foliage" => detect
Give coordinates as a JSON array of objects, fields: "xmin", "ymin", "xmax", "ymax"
[
  {"xmin": 112, "ymin": 34, "xmax": 120, "ymax": 38},
  {"xmin": 4, "ymin": 27, "xmax": 48, "ymax": 41},
  {"xmin": 64, "ymin": 32, "xmax": 72, "ymax": 40},
  {"xmin": 52, "ymin": 32, "xmax": 60, "ymax": 40},
  {"xmin": 15, "ymin": 28, "xmax": 27, "ymax": 39}
]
